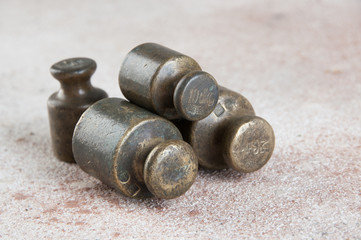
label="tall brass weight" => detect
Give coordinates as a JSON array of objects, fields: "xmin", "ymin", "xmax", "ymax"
[{"xmin": 47, "ymin": 58, "xmax": 108, "ymax": 163}]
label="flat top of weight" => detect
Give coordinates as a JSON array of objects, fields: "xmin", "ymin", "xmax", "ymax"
[
  {"xmin": 144, "ymin": 140, "xmax": 198, "ymax": 199},
  {"xmin": 226, "ymin": 116, "xmax": 275, "ymax": 173},
  {"xmin": 174, "ymin": 71, "xmax": 219, "ymax": 121},
  {"xmin": 51, "ymin": 57, "xmax": 96, "ymax": 74}
]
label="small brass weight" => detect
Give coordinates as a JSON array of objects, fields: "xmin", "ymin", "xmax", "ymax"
[
  {"xmin": 47, "ymin": 57, "xmax": 107, "ymax": 163},
  {"xmin": 47, "ymin": 43, "xmax": 275, "ymax": 199}
]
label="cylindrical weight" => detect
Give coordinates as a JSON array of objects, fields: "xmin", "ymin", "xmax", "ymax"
[
  {"xmin": 72, "ymin": 98, "xmax": 198, "ymax": 199},
  {"xmin": 119, "ymin": 43, "xmax": 219, "ymax": 121},
  {"xmin": 176, "ymin": 87, "xmax": 275, "ymax": 173}
]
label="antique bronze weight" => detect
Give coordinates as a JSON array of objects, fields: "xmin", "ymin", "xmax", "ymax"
[
  {"xmin": 118, "ymin": 43, "xmax": 219, "ymax": 121},
  {"xmin": 175, "ymin": 87, "xmax": 275, "ymax": 173},
  {"xmin": 72, "ymin": 98, "xmax": 198, "ymax": 199},
  {"xmin": 47, "ymin": 57, "xmax": 108, "ymax": 163}
]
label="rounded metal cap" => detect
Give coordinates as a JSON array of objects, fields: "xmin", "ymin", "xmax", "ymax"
[
  {"xmin": 144, "ymin": 140, "xmax": 198, "ymax": 199},
  {"xmin": 173, "ymin": 71, "xmax": 218, "ymax": 121},
  {"xmin": 223, "ymin": 116, "xmax": 275, "ymax": 173},
  {"xmin": 50, "ymin": 57, "xmax": 96, "ymax": 81}
]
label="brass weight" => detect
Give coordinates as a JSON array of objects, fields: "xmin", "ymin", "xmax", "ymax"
[
  {"xmin": 72, "ymin": 98, "xmax": 198, "ymax": 199},
  {"xmin": 175, "ymin": 87, "xmax": 275, "ymax": 173},
  {"xmin": 118, "ymin": 43, "xmax": 219, "ymax": 121},
  {"xmin": 47, "ymin": 57, "xmax": 108, "ymax": 163}
]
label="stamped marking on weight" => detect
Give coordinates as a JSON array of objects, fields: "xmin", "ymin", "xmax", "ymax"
[
  {"xmin": 213, "ymin": 103, "xmax": 225, "ymax": 117},
  {"xmin": 188, "ymin": 89, "xmax": 215, "ymax": 107},
  {"xmin": 118, "ymin": 170, "xmax": 131, "ymax": 184},
  {"xmin": 128, "ymin": 183, "xmax": 141, "ymax": 197},
  {"xmin": 240, "ymin": 140, "xmax": 270, "ymax": 155},
  {"xmin": 118, "ymin": 170, "xmax": 141, "ymax": 197}
]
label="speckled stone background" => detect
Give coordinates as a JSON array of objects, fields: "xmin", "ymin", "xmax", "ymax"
[{"xmin": 0, "ymin": 0, "xmax": 360, "ymax": 239}]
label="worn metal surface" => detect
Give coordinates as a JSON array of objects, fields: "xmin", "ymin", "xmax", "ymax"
[
  {"xmin": 118, "ymin": 42, "xmax": 219, "ymax": 121},
  {"xmin": 175, "ymin": 87, "xmax": 275, "ymax": 173},
  {"xmin": 47, "ymin": 57, "xmax": 108, "ymax": 163},
  {"xmin": 72, "ymin": 98, "xmax": 198, "ymax": 199}
]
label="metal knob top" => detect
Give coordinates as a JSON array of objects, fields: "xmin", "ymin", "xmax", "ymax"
[
  {"xmin": 223, "ymin": 116, "xmax": 275, "ymax": 173},
  {"xmin": 144, "ymin": 140, "xmax": 198, "ymax": 199},
  {"xmin": 173, "ymin": 71, "xmax": 219, "ymax": 121},
  {"xmin": 50, "ymin": 57, "xmax": 96, "ymax": 81}
]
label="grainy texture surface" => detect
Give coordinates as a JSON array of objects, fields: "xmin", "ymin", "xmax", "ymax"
[{"xmin": 0, "ymin": 0, "xmax": 360, "ymax": 239}]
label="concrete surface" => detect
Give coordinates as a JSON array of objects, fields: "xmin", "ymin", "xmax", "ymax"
[{"xmin": 0, "ymin": 0, "xmax": 360, "ymax": 239}]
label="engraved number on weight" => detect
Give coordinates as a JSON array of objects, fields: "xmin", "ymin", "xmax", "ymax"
[
  {"xmin": 188, "ymin": 89, "xmax": 214, "ymax": 106},
  {"xmin": 242, "ymin": 141, "xmax": 269, "ymax": 155}
]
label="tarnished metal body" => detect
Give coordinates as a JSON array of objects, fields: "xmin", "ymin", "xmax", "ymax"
[
  {"xmin": 72, "ymin": 98, "xmax": 198, "ymax": 199},
  {"xmin": 47, "ymin": 57, "xmax": 107, "ymax": 163},
  {"xmin": 175, "ymin": 87, "xmax": 275, "ymax": 173},
  {"xmin": 119, "ymin": 43, "xmax": 219, "ymax": 121}
]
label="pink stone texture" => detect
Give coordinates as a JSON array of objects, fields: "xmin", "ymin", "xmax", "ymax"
[{"xmin": 0, "ymin": 0, "xmax": 360, "ymax": 239}]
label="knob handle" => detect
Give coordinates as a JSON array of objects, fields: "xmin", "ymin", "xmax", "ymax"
[
  {"xmin": 50, "ymin": 57, "xmax": 96, "ymax": 82},
  {"xmin": 173, "ymin": 71, "xmax": 219, "ymax": 121},
  {"xmin": 223, "ymin": 116, "xmax": 275, "ymax": 173},
  {"xmin": 144, "ymin": 140, "xmax": 198, "ymax": 199}
]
